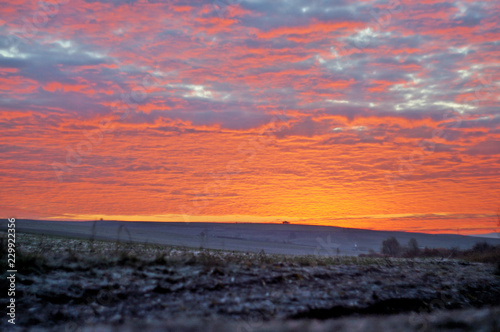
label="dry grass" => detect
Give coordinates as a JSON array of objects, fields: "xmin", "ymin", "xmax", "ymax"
[{"xmin": 1, "ymin": 232, "xmax": 430, "ymax": 274}]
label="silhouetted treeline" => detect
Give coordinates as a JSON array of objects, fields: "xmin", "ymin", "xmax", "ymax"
[
  {"xmin": 360, "ymin": 237, "xmax": 500, "ymax": 265},
  {"xmin": 377, "ymin": 237, "xmax": 500, "ymax": 263}
]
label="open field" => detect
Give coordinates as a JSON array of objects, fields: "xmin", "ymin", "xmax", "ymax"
[
  {"xmin": 6, "ymin": 219, "xmax": 500, "ymax": 256},
  {"xmin": 1, "ymin": 232, "xmax": 499, "ymax": 331}
]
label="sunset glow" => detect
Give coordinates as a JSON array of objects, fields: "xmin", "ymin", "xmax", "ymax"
[{"xmin": 1, "ymin": 0, "xmax": 499, "ymax": 234}]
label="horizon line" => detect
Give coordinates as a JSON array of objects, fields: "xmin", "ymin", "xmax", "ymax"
[{"xmin": 8, "ymin": 218, "xmax": 500, "ymax": 237}]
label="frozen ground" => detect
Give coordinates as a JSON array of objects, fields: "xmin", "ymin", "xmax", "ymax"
[{"xmin": 1, "ymin": 233, "xmax": 499, "ymax": 331}]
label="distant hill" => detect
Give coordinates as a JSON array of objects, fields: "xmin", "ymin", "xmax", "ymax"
[
  {"xmin": 468, "ymin": 233, "xmax": 500, "ymax": 239},
  {"xmin": 4, "ymin": 219, "xmax": 500, "ymax": 256}
]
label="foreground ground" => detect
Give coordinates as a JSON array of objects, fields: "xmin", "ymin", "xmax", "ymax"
[{"xmin": 1, "ymin": 233, "xmax": 499, "ymax": 331}]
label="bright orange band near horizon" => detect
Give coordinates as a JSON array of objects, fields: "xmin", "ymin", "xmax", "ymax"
[{"xmin": 0, "ymin": 0, "xmax": 499, "ymax": 235}]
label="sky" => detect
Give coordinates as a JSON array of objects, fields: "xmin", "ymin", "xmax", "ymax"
[{"xmin": 0, "ymin": 0, "xmax": 499, "ymax": 234}]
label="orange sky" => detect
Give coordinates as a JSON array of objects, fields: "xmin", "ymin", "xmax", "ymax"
[{"xmin": 0, "ymin": 0, "xmax": 499, "ymax": 234}]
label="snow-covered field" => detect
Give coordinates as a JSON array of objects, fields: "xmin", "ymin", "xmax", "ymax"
[{"xmin": 9, "ymin": 219, "xmax": 500, "ymax": 256}]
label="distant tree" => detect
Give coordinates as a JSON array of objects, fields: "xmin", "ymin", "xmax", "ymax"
[
  {"xmin": 199, "ymin": 231, "xmax": 207, "ymax": 248},
  {"xmin": 381, "ymin": 236, "xmax": 402, "ymax": 256},
  {"xmin": 472, "ymin": 241, "xmax": 492, "ymax": 253},
  {"xmin": 407, "ymin": 238, "xmax": 420, "ymax": 256}
]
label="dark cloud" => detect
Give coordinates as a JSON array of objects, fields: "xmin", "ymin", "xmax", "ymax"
[{"xmin": 466, "ymin": 141, "xmax": 500, "ymax": 155}]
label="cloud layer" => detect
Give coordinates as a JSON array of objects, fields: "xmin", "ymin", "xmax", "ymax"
[{"xmin": 0, "ymin": 0, "xmax": 499, "ymax": 233}]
